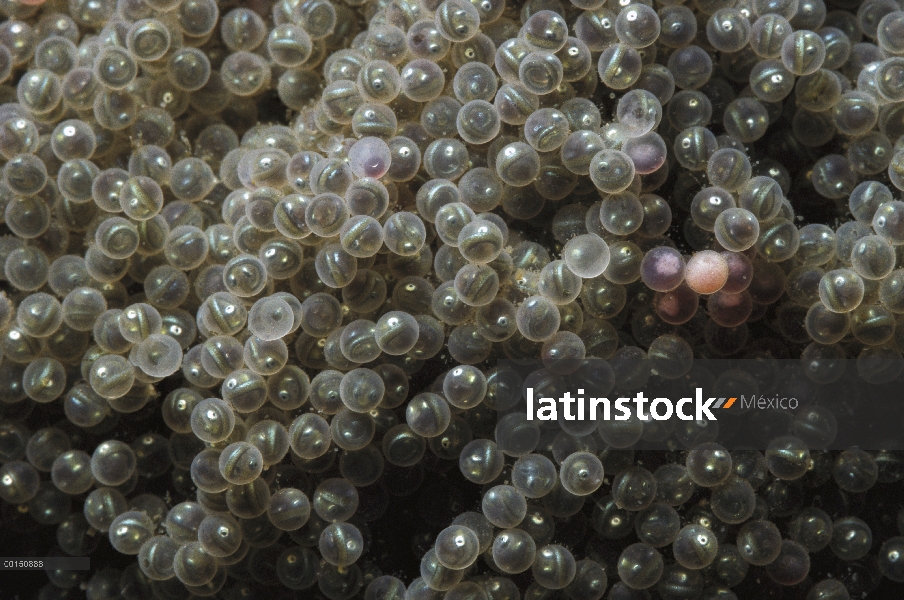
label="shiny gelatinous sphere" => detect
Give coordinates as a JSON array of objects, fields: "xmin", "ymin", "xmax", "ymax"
[
  {"xmin": 532, "ymin": 544, "xmax": 577, "ymax": 590},
  {"xmin": 289, "ymin": 413, "xmax": 331, "ymax": 459},
  {"xmin": 686, "ymin": 443, "xmax": 732, "ymax": 487},
  {"xmin": 196, "ymin": 514, "xmax": 242, "ymax": 559},
  {"xmin": 434, "ymin": 0, "xmax": 480, "ymax": 42},
  {"xmin": 356, "ymin": 59, "xmax": 400, "ymax": 104},
  {"xmin": 221, "ymin": 51, "xmax": 271, "ymax": 97},
  {"xmin": 562, "ymin": 234, "xmax": 610, "ymax": 278},
  {"xmin": 268, "ymin": 487, "xmax": 311, "ymax": 531},
  {"xmin": 438, "ymin": 367, "xmax": 483, "ymax": 412},
  {"xmin": 95, "ymin": 217, "xmax": 139, "ymax": 260},
  {"xmin": 383, "ymin": 211, "xmax": 426, "ymax": 256},
  {"xmin": 491, "ymin": 528, "xmax": 536, "ymax": 574},
  {"xmin": 614, "ymin": 5, "xmax": 659, "ymax": 49},
  {"xmin": 319, "ymin": 522, "xmax": 364, "ymax": 567},
  {"xmin": 509, "ymin": 453, "xmax": 556, "ymax": 499},
  {"xmin": 0, "ymin": 118, "xmax": 38, "ymax": 161},
  {"xmin": 400, "ymin": 58, "xmax": 445, "ymax": 102},
  {"xmin": 560, "ymin": 131, "xmax": 605, "ymax": 177},
  {"xmin": 598, "ymin": 43, "xmax": 642, "ymax": 89},
  {"xmin": 451, "ymin": 57, "xmax": 495, "ymax": 100},
  {"xmin": 495, "ymin": 82, "xmax": 539, "ymax": 126},
  {"xmin": 312, "ymin": 479, "xmax": 359, "ymax": 523},
  {"xmin": 685, "ymin": 251, "xmax": 729, "ymax": 295},
  {"xmin": 90, "ymin": 440, "xmax": 136, "ymax": 487},
  {"xmin": 173, "ymin": 541, "xmax": 217, "ymax": 587},
  {"xmin": 519, "ymin": 51, "xmax": 563, "ymax": 95},
  {"xmin": 873, "ymin": 201, "xmax": 904, "ymax": 245},
  {"xmin": 623, "ymin": 132, "xmax": 668, "ymax": 175},
  {"xmin": 559, "ymin": 451, "xmax": 604, "ymax": 496},
  {"xmin": 794, "ymin": 225, "xmax": 836, "ymax": 269},
  {"xmin": 16, "ymin": 292, "xmax": 63, "ymax": 339},
  {"xmin": 109, "ymin": 510, "xmax": 154, "ymax": 555},
  {"xmin": 600, "ymin": 192, "xmax": 644, "ymax": 236},
  {"xmin": 4, "ymin": 245, "xmax": 48, "ymax": 292},
  {"xmin": 459, "ymin": 220, "xmax": 505, "ymax": 265},
  {"xmin": 832, "ymin": 521, "xmax": 872, "ymax": 566},
  {"xmin": 781, "ymin": 30, "xmax": 825, "ymax": 76},
  {"xmin": 764, "ymin": 435, "xmax": 812, "ymax": 481},
  {"xmin": 878, "ymin": 537, "xmax": 904, "ymax": 583},
  {"xmin": 456, "ymin": 99, "xmax": 501, "ymax": 145},
  {"xmin": 609, "ymin": 545, "xmax": 661, "ymax": 596},
  {"xmin": 640, "ymin": 247, "xmax": 686, "ymax": 293},
  {"xmin": 707, "ymin": 149, "xmax": 751, "ymax": 192},
  {"xmin": 82, "ymin": 486, "xmax": 129, "ymax": 534},
  {"xmin": 218, "ymin": 441, "xmax": 263, "ymax": 485},
  {"xmin": 516, "ymin": 295, "xmax": 561, "ymax": 342},
  {"xmin": 766, "ymin": 540, "xmax": 810, "ymax": 585},
  {"xmin": 120, "ymin": 176, "xmax": 164, "ymax": 221},
  {"xmin": 819, "ymin": 269, "xmax": 865, "ymax": 313},
  {"xmin": 590, "ymin": 149, "xmax": 635, "ymax": 193},
  {"xmin": 789, "ymin": 507, "xmax": 833, "ymax": 553},
  {"xmin": 89, "ymin": 354, "xmax": 135, "ymax": 400},
  {"xmin": 713, "ymin": 208, "xmax": 760, "ymax": 252},
  {"xmin": 0, "ymin": 460, "xmax": 40, "ymax": 504},
  {"xmin": 750, "ymin": 59, "xmax": 795, "ymax": 103},
  {"xmin": 834, "ymin": 91, "xmax": 878, "ymax": 136},
  {"xmin": 432, "ymin": 524, "xmax": 480, "ymax": 570},
  {"xmin": 495, "ymin": 141, "xmax": 540, "ymax": 187},
  {"xmin": 131, "ymin": 334, "xmax": 183, "ymax": 378},
  {"xmin": 656, "ymin": 5, "xmax": 697, "ymax": 48},
  {"xmin": 756, "ymin": 217, "xmax": 801, "ymax": 262},
  {"xmin": 635, "ymin": 502, "xmax": 681, "ymax": 548},
  {"xmin": 668, "ymin": 46, "xmax": 713, "ymax": 90},
  {"xmin": 482, "ymin": 484, "xmax": 527, "ymax": 529},
  {"xmin": 245, "ymin": 420, "xmax": 290, "ymax": 466},
  {"xmin": 524, "ymin": 108, "xmax": 569, "ymax": 153},
  {"xmin": 736, "ymin": 519, "xmax": 782, "ymax": 565},
  {"xmin": 17, "ymin": 69, "xmax": 62, "ymax": 116},
  {"xmin": 3, "ymin": 154, "xmax": 47, "ymax": 198},
  {"xmin": 339, "ymin": 319, "xmax": 381, "ymax": 363},
  {"xmin": 833, "ymin": 448, "xmax": 879, "ymax": 493},
  {"xmin": 191, "ymin": 448, "xmax": 228, "ymax": 494},
  {"xmin": 338, "ymin": 367, "xmax": 384, "ymax": 412},
  {"xmin": 612, "ymin": 465, "xmax": 657, "ymax": 512},
  {"xmin": 537, "ymin": 260, "xmax": 582, "ymax": 305},
  {"xmin": 51, "ymin": 119, "xmax": 96, "ymax": 161},
  {"xmin": 710, "ymin": 476, "xmax": 756, "ymax": 524},
  {"xmin": 520, "ymin": 10, "xmax": 567, "ymax": 52},
  {"xmin": 190, "ymin": 397, "xmax": 236, "ymax": 444},
  {"xmin": 707, "ymin": 8, "xmax": 751, "ymax": 53},
  {"xmin": 406, "ymin": 392, "xmax": 451, "ymax": 438},
  {"xmin": 423, "ymin": 138, "xmax": 469, "ymax": 181},
  {"xmin": 138, "ymin": 535, "xmax": 179, "ymax": 581},
  {"xmin": 127, "ymin": 18, "xmax": 170, "ymax": 62},
  {"xmin": 51, "ymin": 450, "xmax": 94, "ymax": 495},
  {"xmin": 346, "ymin": 137, "xmax": 391, "ymax": 180},
  {"xmin": 246, "ymin": 296, "xmax": 294, "ymax": 342}
]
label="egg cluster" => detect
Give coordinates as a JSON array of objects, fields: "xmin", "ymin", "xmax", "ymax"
[{"xmin": 0, "ymin": 0, "xmax": 904, "ymax": 597}]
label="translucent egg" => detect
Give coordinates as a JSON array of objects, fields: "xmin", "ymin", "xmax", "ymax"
[
  {"xmin": 819, "ymin": 269, "xmax": 865, "ymax": 313},
  {"xmin": 90, "ymin": 440, "xmax": 136, "ymax": 487},
  {"xmin": 589, "ymin": 149, "xmax": 636, "ymax": 193},
  {"xmin": 400, "ymin": 58, "xmax": 446, "ymax": 102},
  {"xmin": 617, "ymin": 542, "xmax": 663, "ymax": 589},
  {"xmin": 598, "ymin": 43, "xmax": 642, "ymax": 89},
  {"xmin": 640, "ymin": 246, "xmax": 686, "ymax": 293},
  {"xmin": 781, "ymin": 30, "xmax": 826, "ymax": 76},
  {"xmin": 559, "ymin": 451, "xmax": 604, "ymax": 496},
  {"xmin": 519, "ymin": 51, "xmax": 564, "ymax": 95}
]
